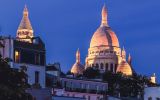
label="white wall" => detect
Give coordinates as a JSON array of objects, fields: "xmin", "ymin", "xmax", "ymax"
[
  {"xmin": 54, "ymin": 89, "xmax": 104, "ymax": 100},
  {"xmin": 144, "ymin": 87, "xmax": 160, "ymax": 100},
  {"xmin": 0, "ymin": 38, "xmax": 46, "ymax": 88},
  {"xmin": 14, "ymin": 63, "xmax": 46, "ymax": 88},
  {"xmin": 0, "ymin": 38, "xmax": 14, "ymax": 61}
]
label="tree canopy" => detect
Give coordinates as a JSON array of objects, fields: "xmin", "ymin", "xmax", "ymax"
[
  {"xmin": 103, "ymin": 71, "xmax": 158, "ymax": 97},
  {"xmin": 83, "ymin": 67, "xmax": 100, "ymax": 79},
  {"xmin": 0, "ymin": 55, "xmax": 32, "ymax": 100}
]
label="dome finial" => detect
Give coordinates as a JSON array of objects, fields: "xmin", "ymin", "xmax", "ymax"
[
  {"xmin": 76, "ymin": 48, "xmax": 80, "ymax": 63},
  {"xmin": 101, "ymin": 3, "xmax": 108, "ymax": 26},
  {"xmin": 122, "ymin": 47, "xmax": 126, "ymax": 60},
  {"xmin": 23, "ymin": 4, "xmax": 28, "ymax": 17},
  {"xmin": 128, "ymin": 53, "xmax": 132, "ymax": 65}
]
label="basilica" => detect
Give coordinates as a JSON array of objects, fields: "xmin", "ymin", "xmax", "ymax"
[
  {"xmin": 71, "ymin": 4, "xmax": 133, "ymax": 76},
  {"xmin": 0, "ymin": 3, "xmax": 157, "ymax": 100}
]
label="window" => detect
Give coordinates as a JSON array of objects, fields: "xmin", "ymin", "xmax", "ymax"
[
  {"xmin": 110, "ymin": 63, "xmax": 114, "ymax": 72},
  {"xmin": 88, "ymin": 96, "xmax": 90, "ymax": 100},
  {"xmin": 148, "ymin": 97, "xmax": 152, "ymax": 100},
  {"xmin": 115, "ymin": 64, "xmax": 117, "ymax": 72},
  {"xmin": 35, "ymin": 71, "xmax": 39, "ymax": 84},
  {"xmin": 15, "ymin": 50, "xmax": 20, "ymax": 63},
  {"xmin": 100, "ymin": 51, "xmax": 103, "ymax": 53},
  {"xmin": 35, "ymin": 53, "xmax": 40, "ymax": 65},
  {"xmin": 105, "ymin": 50, "xmax": 109, "ymax": 53},
  {"xmin": 110, "ymin": 51, "xmax": 113, "ymax": 53},
  {"xmin": 97, "ymin": 96, "xmax": 100, "ymax": 100},
  {"xmin": 100, "ymin": 63, "xmax": 104, "ymax": 69},
  {"xmin": 96, "ymin": 63, "xmax": 99, "ymax": 69},
  {"xmin": 105, "ymin": 63, "xmax": 108, "ymax": 71}
]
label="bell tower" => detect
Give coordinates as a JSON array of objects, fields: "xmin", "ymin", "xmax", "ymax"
[{"xmin": 16, "ymin": 5, "xmax": 34, "ymax": 43}]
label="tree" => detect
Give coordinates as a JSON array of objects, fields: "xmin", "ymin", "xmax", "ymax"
[
  {"xmin": 66, "ymin": 70, "xmax": 73, "ymax": 75},
  {"xmin": 83, "ymin": 67, "xmax": 100, "ymax": 79},
  {"xmin": 0, "ymin": 55, "xmax": 32, "ymax": 100},
  {"xmin": 103, "ymin": 72, "xmax": 157, "ymax": 97}
]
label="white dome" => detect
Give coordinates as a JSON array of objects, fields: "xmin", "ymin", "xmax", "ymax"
[
  {"xmin": 70, "ymin": 49, "xmax": 84, "ymax": 75},
  {"xmin": 71, "ymin": 63, "xmax": 84, "ymax": 75},
  {"xmin": 116, "ymin": 60, "xmax": 132, "ymax": 76},
  {"xmin": 90, "ymin": 26, "xmax": 119, "ymax": 48}
]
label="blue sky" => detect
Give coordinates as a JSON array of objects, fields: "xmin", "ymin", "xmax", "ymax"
[{"xmin": 0, "ymin": 0, "xmax": 160, "ymax": 82}]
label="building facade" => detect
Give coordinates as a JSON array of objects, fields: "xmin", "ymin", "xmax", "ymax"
[
  {"xmin": 53, "ymin": 77, "xmax": 108, "ymax": 100},
  {"xmin": 70, "ymin": 4, "xmax": 133, "ymax": 76},
  {"xmin": 0, "ymin": 6, "xmax": 46, "ymax": 88},
  {"xmin": 60, "ymin": 77, "xmax": 108, "ymax": 94},
  {"xmin": 144, "ymin": 87, "xmax": 160, "ymax": 100}
]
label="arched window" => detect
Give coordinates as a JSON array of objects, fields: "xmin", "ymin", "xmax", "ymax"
[
  {"xmin": 105, "ymin": 50, "xmax": 109, "ymax": 53},
  {"xmin": 110, "ymin": 63, "xmax": 114, "ymax": 72},
  {"xmin": 96, "ymin": 63, "xmax": 99, "ymax": 69},
  {"xmin": 100, "ymin": 63, "xmax": 104, "ymax": 69},
  {"xmin": 105, "ymin": 63, "xmax": 108, "ymax": 71},
  {"xmin": 92, "ymin": 64, "xmax": 94, "ymax": 67},
  {"xmin": 115, "ymin": 64, "xmax": 117, "ymax": 72}
]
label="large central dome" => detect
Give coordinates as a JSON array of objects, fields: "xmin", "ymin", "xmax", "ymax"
[{"xmin": 90, "ymin": 5, "xmax": 119, "ymax": 48}]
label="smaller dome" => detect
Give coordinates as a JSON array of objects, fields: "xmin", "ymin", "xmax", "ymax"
[
  {"xmin": 70, "ymin": 49, "xmax": 84, "ymax": 75},
  {"xmin": 71, "ymin": 63, "xmax": 84, "ymax": 75},
  {"xmin": 116, "ymin": 60, "xmax": 132, "ymax": 76}
]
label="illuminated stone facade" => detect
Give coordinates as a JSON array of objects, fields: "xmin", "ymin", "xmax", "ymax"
[{"xmin": 85, "ymin": 5, "xmax": 132, "ymax": 75}]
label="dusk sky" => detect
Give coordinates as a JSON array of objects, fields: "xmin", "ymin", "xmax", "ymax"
[{"xmin": 0, "ymin": 0, "xmax": 160, "ymax": 81}]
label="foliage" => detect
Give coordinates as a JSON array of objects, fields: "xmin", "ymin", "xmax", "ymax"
[
  {"xmin": 66, "ymin": 70, "xmax": 73, "ymax": 75},
  {"xmin": 0, "ymin": 55, "xmax": 32, "ymax": 100},
  {"xmin": 83, "ymin": 67, "xmax": 100, "ymax": 79},
  {"xmin": 31, "ymin": 83, "xmax": 41, "ymax": 89},
  {"xmin": 103, "ymin": 72, "xmax": 157, "ymax": 97}
]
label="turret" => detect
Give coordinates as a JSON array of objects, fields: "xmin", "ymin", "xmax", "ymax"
[
  {"xmin": 16, "ymin": 5, "xmax": 34, "ymax": 43},
  {"xmin": 101, "ymin": 4, "xmax": 108, "ymax": 26},
  {"xmin": 128, "ymin": 53, "xmax": 132, "ymax": 65},
  {"xmin": 71, "ymin": 49, "xmax": 84, "ymax": 75},
  {"xmin": 76, "ymin": 48, "xmax": 80, "ymax": 63},
  {"xmin": 121, "ymin": 47, "xmax": 126, "ymax": 60},
  {"xmin": 150, "ymin": 73, "xmax": 156, "ymax": 84}
]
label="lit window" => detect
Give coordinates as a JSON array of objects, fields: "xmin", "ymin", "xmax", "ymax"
[{"xmin": 15, "ymin": 50, "xmax": 20, "ymax": 63}]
